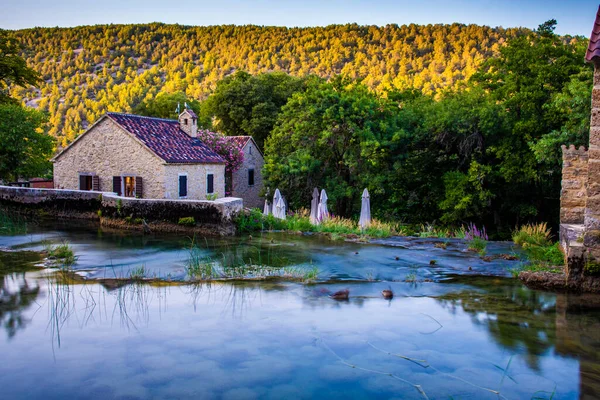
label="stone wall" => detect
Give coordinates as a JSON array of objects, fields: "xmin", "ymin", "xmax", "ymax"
[
  {"xmin": 164, "ymin": 164, "xmax": 225, "ymax": 200},
  {"xmin": 0, "ymin": 186, "xmax": 105, "ymax": 219},
  {"xmin": 561, "ymin": 145, "xmax": 588, "ymax": 224},
  {"xmin": 585, "ymin": 63, "xmax": 600, "ymax": 258},
  {"xmin": 231, "ymin": 140, "xmax": 264, "ymax": 209},
  {"xmin": 53, "ymin": 118, "xmax": 165, "ymax": 199},
  {"xmin": 0, "ymin": 185, "xmax": 243, "ymax": 235}
]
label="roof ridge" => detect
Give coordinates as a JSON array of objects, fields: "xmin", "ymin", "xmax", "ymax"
[{"xmin": 106, "ymin": 112, "xmax": 178, "ymax": 123}]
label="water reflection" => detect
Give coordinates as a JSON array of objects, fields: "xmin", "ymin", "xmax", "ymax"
[
  {"xmin": 0, "ymin": 251, "xmax": 42, "ymax": 339},
  {"xmin": 436, "ymin": 280, "xmax": 558, "ymax": 371}
]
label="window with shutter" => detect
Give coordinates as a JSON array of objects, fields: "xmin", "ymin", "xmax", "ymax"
[
  {"xmin": 248, "ymin": 169, "xmax": 255, "ymax": 186},
  {"xmin": 135, "ymin": 176, "xmax": 143, "ymax": 198},
  {"xmin": 207, "ymin": 174, "xmax": 214, "ymax": 194},
  {"xmin": 179, "ymin": 175, "xmax": 188, "ymax": 197},
  {"xmin": 92, "ymin": 176, "xmax": 100, "ymax": 191},
  {"xmin": 113, "ymin": 176, "xmax": 122, "ymax": 196},
  {"xmin": 79, "ymin": 174, "xmax": 93, "ymax": 191}
]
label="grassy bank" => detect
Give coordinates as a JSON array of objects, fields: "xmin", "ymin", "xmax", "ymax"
[
  {"xmin": 511, "ymin": 223, "xmax": 564, "ymax": 275},
  {"xmin": 235, "ymin": 209, "xmax": 496, "ymax": 243},
  {"xmin": 236, "ymin": 209, "xmax": 408, "ymax": 239}
]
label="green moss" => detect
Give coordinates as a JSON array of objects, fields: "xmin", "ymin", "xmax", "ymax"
[
  {"xmin": 178, "ymin": 217, "xmax": 196, "ymax": 226},
  {"xmin": 585, "ymin": 260, "xmax": 600, "ymax": 276}
]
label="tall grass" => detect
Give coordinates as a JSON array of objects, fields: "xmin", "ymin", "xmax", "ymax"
[
  {"xmin": 235, "ymin": 208, "xmax": 398, "ymax": 238},
  {"xmin": 512, "ymin": 222, "xmax": 552, "ymax": 247},
  {"xmin": 512, "ymin": 223, "xmax": 564, "ymax": 274}
]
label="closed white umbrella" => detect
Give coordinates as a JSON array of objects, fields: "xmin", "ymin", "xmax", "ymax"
[
  {"xmin": 359, "ymin": 188, "xmax": 371, "ymax": 229},
  {"xmin": 273, "ymin": 189, "xmax": 282, "ymax": 218},
  {"xmin": 263, "ymin": 199, "xmax": 271, "ymax": 216},
  {"xmin": 310, "ymin": 187, "xmax": 320, "ymax": 224},
  {"xmin": 276, "ymin": 196, "xmax": 286, "ymax": 220},
  {"xmin": 317, "ymin": 189, "xmax": 329, "ymax": 222}
]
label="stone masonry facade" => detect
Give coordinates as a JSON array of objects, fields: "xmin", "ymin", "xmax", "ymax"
[
  {"xmin": 584, "ymin": 65, "xmax": 600, "ymax": 258},
  {"xmin": 231, "ymin": 139, "xmax": 264, "ymax": 209},
  {"xmin": 53, "ymin": 117, "xmax": 225, "ymax": 200},
  {"xmin": 164, "ymin": 163, "xmax": 225, "ymax": 200},
  {"xmin": 561, "ymin": 145, "xmax": 588, "ymax": 224},
  {"xmin": 53, "ymin": 118, "xmax": 165, "ymax": 198}
]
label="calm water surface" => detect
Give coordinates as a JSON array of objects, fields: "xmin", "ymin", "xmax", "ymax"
[{"xmin": 1, "ymin": 223, "xmax": 599, "ymax": 399}]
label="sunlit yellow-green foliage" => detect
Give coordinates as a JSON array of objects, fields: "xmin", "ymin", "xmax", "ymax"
[{"xmin": 8, "ymin": 22, "xmax": 548, "ymax": 147}]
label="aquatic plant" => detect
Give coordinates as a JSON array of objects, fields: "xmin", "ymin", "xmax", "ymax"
[
  {"xmin": 512, "ymin": 222, "xmax": 551, "ymax": 247},
  {"xmin": 405, "ymin": 272, "xmax": 417, "ymax": 282},
  {"xmin": 303, "ymin": 266, "xmax": 319, "ymax": 283},
  {"xmin": 129, "ymin": 265, "xmax": 148, "ymax": 280},
  {"xmin": 186, "ymin": 242, "xmax": 219, "ymax": 279},
  {"xmin": 45, "ymin": 241, "xmax": 76, "ymax": 266},
  {"xmin": 467, "ymin": 237, "xmax": 487, "ymax": 254}
]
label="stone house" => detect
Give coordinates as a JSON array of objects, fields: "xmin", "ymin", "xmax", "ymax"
[
  {"xmin": 225, "ymin": 136, "xmax": 265, "ymax": 209},
  {"xmin": 52, "ymin": 109, "xmax": 227, "ymax": 200}
]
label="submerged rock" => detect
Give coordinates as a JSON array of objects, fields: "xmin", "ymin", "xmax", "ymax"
[
  {"xmin": 382, "ymin": 289, "xmax": 393, "ymax": 299},
  {"xmin": 330, "ymin": 289, "xmax": 349, "ymax": 300}
]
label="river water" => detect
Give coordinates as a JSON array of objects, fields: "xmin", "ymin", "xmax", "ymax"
[{"xmin": 1, "ymin": 223, "xmax": 599, "ymax": 399}]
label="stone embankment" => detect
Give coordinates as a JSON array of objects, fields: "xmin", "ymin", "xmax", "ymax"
[{"xmin": 0, "ymin": 186, "xmax": 243, "ymax": 236}]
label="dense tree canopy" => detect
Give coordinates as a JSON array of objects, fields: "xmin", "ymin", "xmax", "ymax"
[
  {"xmin": 0, "ymin": 103, "xmax": 54, "ymax": 181},
  {"xmin": 264, "ymin": 76, "xmax": 401, "ymax": 216},
  {"xmin": 9, "ymin": 22, "xmax": 538, "ymax": 146},
  {"xmin": 262, "ymin": 21, "xmax": 592, "ymax": 236},
  {"xmin": 200, "ymin": 71, "xmax": 308, "ymax": 149},
  {"xmin": 133, "ymin": 91, "xmax": 202, "ymax": 121},
  {"xmin": 0, "ymin": 29, "xmax": 41, "ymax": 104}
]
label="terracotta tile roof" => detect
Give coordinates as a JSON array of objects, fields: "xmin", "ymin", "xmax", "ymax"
[
  {"xmin": 107, "ymin": 113, "xmax": 225, "ymax": 164},
  {"xmin": 183, "ymin": 109, "xmax": 197, "ymax": 119},
  {"xmin": 586, "ymin": 5, "xmax": 600, "ymax": 62},
  {"xmin": 224, "ymin": 135, "xmax": 252, "ymax": 149}
]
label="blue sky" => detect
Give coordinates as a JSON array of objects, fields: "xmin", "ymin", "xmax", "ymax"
[{"xmin": 1, "ymin": 0, "xmax": 598, "ymax": 35}]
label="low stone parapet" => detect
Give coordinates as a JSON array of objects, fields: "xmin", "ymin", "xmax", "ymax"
[{"xmin": 0, "ymin": 185, "xmax": 243, "ymax": 236}]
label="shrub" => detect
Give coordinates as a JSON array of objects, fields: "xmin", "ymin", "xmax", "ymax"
[
  {"xmin": 513, "ymin": 222, "xmax": 551, "ymax": 247},
  {"xmin": 178, "ymin": 217, "xmax": 196, "ymax": 226},
  {"xmin": 206, "ymin": 193, "xmax": 218, "ymax": 201}
]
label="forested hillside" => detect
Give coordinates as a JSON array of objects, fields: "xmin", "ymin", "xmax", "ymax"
[{"xmin": 8, "ymin": 22, "xmax": 542, "ymax": 146}]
